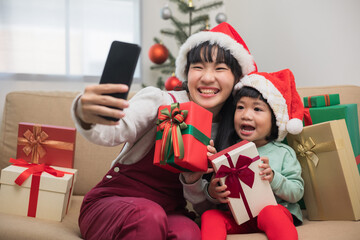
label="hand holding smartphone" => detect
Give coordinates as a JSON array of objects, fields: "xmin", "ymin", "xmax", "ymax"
[{"xmin": 99, "ymin": 40, "xmax": 141, "ymax": 121}]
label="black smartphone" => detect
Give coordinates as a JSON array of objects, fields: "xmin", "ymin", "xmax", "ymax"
[{"xmin": 99, "ymin": 40, "xmax": 141, "ymax": 121}]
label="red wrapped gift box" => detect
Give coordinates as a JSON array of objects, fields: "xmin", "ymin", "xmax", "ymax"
[
  {"xmin": 16, "ymin": 122, "xmax": 76, "ymax": 168},
  {"xmin": 153, "ymin": 102, "xmax": 212, "ymax": 173}
]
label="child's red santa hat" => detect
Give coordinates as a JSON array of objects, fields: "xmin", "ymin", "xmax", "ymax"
[
  {"xmin": 234, "ymin": 69, "xmax": 304, "ymax": 141},
  {"xmin": 175, "ymin": 22, "xmax": 257, "ymax": 82}
]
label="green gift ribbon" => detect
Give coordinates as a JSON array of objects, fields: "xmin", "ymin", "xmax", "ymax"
[
  {"xmin": 156, "ymin": 124, "xmax": 210, "ymax": 172},
  {"xmin": 156, "ymin": 103, "xmax": 188, "ymax": 165}
]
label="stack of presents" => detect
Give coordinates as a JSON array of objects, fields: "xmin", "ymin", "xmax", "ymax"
[
  {"xmin": 287, "ymin": 94, "xmax": 360, "ymax": 220},
  {"xmin": 0, "ymin": 93, "xmax": 359, "ymax": 224},
  {"xmin": 0, "ymin": 122, "xmax": 78, "ymax": 221}
]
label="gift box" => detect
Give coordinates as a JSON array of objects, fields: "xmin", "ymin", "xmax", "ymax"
[
  {"xmin": 287, "ymin": 119, "xmax": 360, "ymax": 220},
  {"xmin": 209, "ymin": 140, "xmax": 277, "ymax": 225},
  {"xmin": 303, "ymin": 104, "xmax": 360, "ymax": 174},
  {"xmin": 0, "ymin": 159, "xmax": 78, "ymax": 221},
  {"xmin": 16, "ymin": 122, "xmax": 76, "ymax": 168},
  {"xmin": 153, "ymin": 102, "xmax": 212, "ymax": 173},
  {"xmin": 303, "ymin": 94, "xmax": 340, "ymax": 108}
]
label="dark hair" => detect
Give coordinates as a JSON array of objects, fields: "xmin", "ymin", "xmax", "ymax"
[
  {"xmin": 215, "ymin": 86, "xmax": 279, "ymax": 151},
  {"xmin": 180, "ymin": 41, "xmax": 243, "ymax": 91},
  {"xmin": 213, "ymin": 94, "xmax": 237, "ymax": 151}
]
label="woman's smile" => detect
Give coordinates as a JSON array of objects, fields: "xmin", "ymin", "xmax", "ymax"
[{"xmin": 198, "ymin": 87, "xmax": 220, "ymax": 96}]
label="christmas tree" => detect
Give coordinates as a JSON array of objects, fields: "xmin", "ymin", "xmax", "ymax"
[{"xmin": 147, "ymin": 0, "xmax": 226, "ymax": 90}]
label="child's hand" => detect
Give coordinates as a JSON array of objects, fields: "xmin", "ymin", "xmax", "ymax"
[
  {"xmin": 259, "ymin": 156, "xmax": 274, "ymax": 182},
  {"xmin": 208, "ymin": 177, "xmax": 230, "ymax": 203},
  {"xmin": 206, "ymin": 140, "xmax": 217, "ymax": 157}
]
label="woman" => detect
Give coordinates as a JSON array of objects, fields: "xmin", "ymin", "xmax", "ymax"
[{"xmin": 71, "ymin": 22, "xmax": 257, "ymax": 240}]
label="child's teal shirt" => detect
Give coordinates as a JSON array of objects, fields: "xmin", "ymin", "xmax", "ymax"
[{"xmin": 258, "ymin": 141, "xmax": 304, "ymax": 222}]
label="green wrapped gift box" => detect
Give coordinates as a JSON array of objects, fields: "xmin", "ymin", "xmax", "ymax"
[
  {"xmin": 304, "ymin": 104, "xmax": 360, "ymax": 173},
  {"xmin": 303, "ymin": 94, "xmax": 340, "ymax": 108}
]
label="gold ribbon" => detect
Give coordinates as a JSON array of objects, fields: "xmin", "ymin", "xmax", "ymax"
[
  {"xmin": 295, "ymin": 136, "xmax": 339, "ymax": 168},
  {"xmin": 17, "ymin": 125, "xmax": 74, "ymax": 164},
  {"xmin": 296, "ymin": 137, "xmax": 319, "ymax": 167},
  {"xmin": 293, "ymin": 135, "xmax": 340, "ymax": 219}
]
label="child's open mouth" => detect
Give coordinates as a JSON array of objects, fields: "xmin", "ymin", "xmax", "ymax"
[{"xmin": 240, "ymin": 124, "xmax": 255, "ymax": 134}]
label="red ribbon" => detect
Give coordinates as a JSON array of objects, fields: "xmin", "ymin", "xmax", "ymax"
[
  {"xmin": 307, "ymin": 94, "xmax": 331, "ymax": 107},
  {"xmin": 303, "ymin": 108, "xmax": 313, "ymax": 126},
  {"xmin": 215, "ymin": 153, "xmax": 259, "ymax": 219},
  {"xmin": 356, "ymin": 155, "xmax": 360, "ymax": 165},
  {"xmin": 9, "ymin": 158, "xmax": 73, "ymax": 218},
  {"xmin": 157, "ymin": 103, "xmax": 188, "ymax": 164}
]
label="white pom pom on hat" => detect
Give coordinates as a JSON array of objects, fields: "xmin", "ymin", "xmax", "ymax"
[
  {"xmin": 286, "ymin": 118, "xmax": 303, "ymax": 135},
  {"xmin": 233, "ymin": 69, "xmax": 304, "ymax": 141},
  {"xmin": 175, "ymin": 22, "xmax": 257, "ymax": 82}
]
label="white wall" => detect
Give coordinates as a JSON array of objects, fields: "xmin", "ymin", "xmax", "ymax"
[
  {"xmin": 142, "ymin": 0, "xmax": 360, "ymax": 87},
  {"xmin": 224, "ymin": 0, "xmax": 360, "ymax": 87},
  {"xmin": 1, "ymin": 0, "xmax": 359, "ymax": 120}
]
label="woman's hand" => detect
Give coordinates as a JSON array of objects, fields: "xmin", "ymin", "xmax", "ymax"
[
  {"xmin": 206, "ymin": 139, "xmax": 217, "ymax": 158},
  {"xmin": 259, "ymin": 156, "xmax": 274, "ymax": 182},
  {"xmin": 75, "ymin": 84, "xmax": 130, "ymax": 127},
  {"xmin": 208, "ymin": 177, "xmax": 230, "ymax": 203},
  {"xmin": 205, "ymin": 140, "xmax": 230, "ymax": 203},
  {"xmin": 182, "ymin": 168, "xmax": 214, "ymax": 184}
]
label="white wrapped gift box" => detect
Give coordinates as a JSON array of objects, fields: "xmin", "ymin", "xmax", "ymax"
[
  {"xmin": 0, "ymin": 163, "xmax": 77, "ymax": 221},
  {"xmin": 209, "ymin": 140, "xmax": 277, "ymax": 225}
]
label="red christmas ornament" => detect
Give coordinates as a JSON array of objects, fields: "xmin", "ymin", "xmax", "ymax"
[
  {"xmin": 148, "ymin": 43, "xmax": 169, "ymax": 64},
  {"xmin": 165, "ymin": 75, "xmax": 182, "ymax": 91}
]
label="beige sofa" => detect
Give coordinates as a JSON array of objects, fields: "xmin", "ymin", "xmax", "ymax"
[{"xmin": 0, "ymin": 85, "xmax": 359, "ymax": 240}]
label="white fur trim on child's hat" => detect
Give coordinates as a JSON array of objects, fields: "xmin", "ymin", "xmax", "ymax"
[
  {"xmin": 234, "ymin": 69, "xmax": 304, "ymax": 142},
  {"xmin": 175, "ymin": 22, "xmax": 257, "ymax": 82}
]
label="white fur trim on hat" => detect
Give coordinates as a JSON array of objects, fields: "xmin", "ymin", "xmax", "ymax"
[{"xmin": 175, "ymin": 31, "xmax": 256, "ymax": 82}]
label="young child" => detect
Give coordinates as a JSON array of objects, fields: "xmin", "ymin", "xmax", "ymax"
[{"xmin": 201, "ymin": 69, "xmax": 305, "ymax": 240}]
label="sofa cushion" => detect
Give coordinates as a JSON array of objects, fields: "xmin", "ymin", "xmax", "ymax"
[
  {"xmin": 0, "ymin": 195, "xmax": 83, "ymax": 240},
  {"xmin": 0, "ymin": 91, "xmax": 122, "ymax": 195}
]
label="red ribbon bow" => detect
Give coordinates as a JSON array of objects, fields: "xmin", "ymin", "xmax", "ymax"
[
  {"xmin": 9, "ymin": 158, "xmax": 66, "ymax": 186},
  {"xmin": 215, "ymin": 152, "xmax": 259, "ymax": 220},
  {"xmin": 157, "ymin": 103, "xmax": 188, "ymax": 164},
  {"xmin": 215, "ymin": 154, "xmax": 256, "ymax": 198}
]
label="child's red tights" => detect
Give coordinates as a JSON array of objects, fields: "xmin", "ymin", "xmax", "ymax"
[{"xmin": 201, "ymin": 205, "xmax": 298, "ymax": 240}]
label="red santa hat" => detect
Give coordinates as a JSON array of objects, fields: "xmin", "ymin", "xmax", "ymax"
[
  {"xmin": 175, "ymin": 22, "xmax": 257, "ymax": 82},
  {"xmin": 233, "ymin": 69, "xmax": 304, "ymax": 141}
]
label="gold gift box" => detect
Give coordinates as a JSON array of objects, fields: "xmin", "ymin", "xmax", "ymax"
[{"xmin": 287, "ymin": 119, "xmax": 360, "ymax": 220}]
